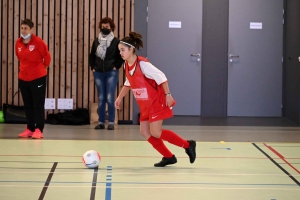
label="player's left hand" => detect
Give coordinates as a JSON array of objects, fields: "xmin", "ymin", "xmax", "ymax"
[{"xmin": 166, "ymin": 96, "xmax": 175, "ymax": 107}]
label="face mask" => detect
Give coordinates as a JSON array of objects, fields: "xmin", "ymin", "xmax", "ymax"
[
  {"xmin": 21, "ymin": 33, "xmax": 31, "ymax": 39},
  {"xmin": 101, "ymin": 28, "xmax": 111, "ymax": 35}
]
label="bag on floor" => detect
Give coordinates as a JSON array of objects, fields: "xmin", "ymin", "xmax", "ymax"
[
  {"xmin": 2, "ymin": 91, "xmax": 27, "ymax": 124},
  {"xmin": 47, "ymin": 108, "xmax": 90, "ymax": 125},
  {"xmin": 2, "ymin": 103, "xmax": 27, "ymax": 124}
]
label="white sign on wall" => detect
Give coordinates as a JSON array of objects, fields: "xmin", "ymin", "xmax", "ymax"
[
  {"xmin": 250, "ymin": 22, "xmax": 263, "ymax": 29},
  {"xmin": 169, "ymin": 21, "xmax": 181, "ymax": 28}
]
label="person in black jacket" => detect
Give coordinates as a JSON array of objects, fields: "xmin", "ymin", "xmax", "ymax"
[{"xmin": 89, "ymin": 17, "xmax": 123, "ymax": 130}]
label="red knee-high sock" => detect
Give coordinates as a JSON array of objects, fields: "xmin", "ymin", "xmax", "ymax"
[
  {"xmin": 148, "ymin": 136, "xmax": 173, "ymax": 158},
  {"xmin": 160, "ymin": 129, "xmax": 190, "ymax": 148}
]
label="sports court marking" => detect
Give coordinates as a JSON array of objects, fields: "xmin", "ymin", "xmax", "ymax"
[
  {"xmin": 252, "ymin": 143, "xmax": 300, "ymax": 186},
  {"xmin": 211, "ymin": 148, "xmax": 231, "ymax": 150},
  {"xmin": 105, "ymin": 166, "xmax": 112, "ymax": 200},
  {"xmin": 0, "ymin": 181, "xmax": 298, "ymax": 187},
  {"xmin": 90, "ymin": 167, "xmax": 98, "ymax": 200},
  {"xmin": 1, "ymin": 141, "xmax": 300, "ymax": 200},
  {"xmin": 263, "ymin": 143, "xmax": 300, "ymax": 174},
  {"xmin": 38, "ymin": 162, "xmax": 57, "ymax": 200},
  {"xmin": 1, "ymin": 170, "xmax": 300, "ymax": 176},
  {"xmin": 0, "ymin": 185, "xmax": 299, "ymax": 190},
  {"xmin": 1, "ymin": 154, "xmax": 300, "ymax": 159}
]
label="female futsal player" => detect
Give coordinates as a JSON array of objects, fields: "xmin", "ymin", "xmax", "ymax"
[{"xmin": 115, "ymin": 32, "xmax": 196, "ymax": 167}]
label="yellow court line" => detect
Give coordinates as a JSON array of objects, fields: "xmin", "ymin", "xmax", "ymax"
[
  {"xmin": 0, "ymin": 185, "xmax": 299, "ymax": 190},
  {"xmin": 0, "ymin": 171, "xmax": 300, "ymax": 176},
  {"xmin": 1, "ymin": 139, "xmax": 300, "ymax": 144}
]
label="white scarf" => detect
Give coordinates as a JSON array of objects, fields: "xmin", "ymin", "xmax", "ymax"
[{"xmin": 96, "ymin": 32, "xmax": 114, "ymax": 59}]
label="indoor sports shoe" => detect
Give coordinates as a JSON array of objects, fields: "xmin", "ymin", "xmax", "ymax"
[
  {"xmin": 185, "ymin": 140, "xmax": 196, "ymax": 163},
  {"xmin": 31, "ymin": 129, "xmax": 44, "ymax": 139},
  {"xmin": 154, "ymin": 155, "xmax": 177, "ymax": 167},
  {"xmin": 18, "ymin": 128, "xmax": 33, "ymax": 138}
]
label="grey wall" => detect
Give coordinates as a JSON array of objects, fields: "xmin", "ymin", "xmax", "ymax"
[
  {"xmin": 283, "ymin": 0, "xmax": 300, "ymax": 124},
  {"xmin": 201, "ymin": 0, "xmax": 229, "ymax": 117},
  {"xmin": 133, "ymin": 0, "xmax": 299, "ymax": 125},
  {"xmin": 133, "ymin": 0, "xmax": 229, "ymax": 120},
  {"xmin": 133, "ymin": 0, "xmax": 148, "ymax": 124}
]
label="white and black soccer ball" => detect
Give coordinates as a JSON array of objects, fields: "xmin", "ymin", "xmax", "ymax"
[{"xmin": 82, "ymin": 150, "xmax": 101, "ymax": 168}]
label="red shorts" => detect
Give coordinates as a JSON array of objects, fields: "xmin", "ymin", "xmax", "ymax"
[{"xmin": 139, "ymin": 106, "xmax": 174, "ymax": 122}]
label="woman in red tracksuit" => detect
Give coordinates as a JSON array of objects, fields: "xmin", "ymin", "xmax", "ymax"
[
  {"xmin": 115, "ymin": 32, "xmax": 196, "ymax": 167},
  {"xmin": 15, "ymin": 19, "xmax": 51, "ymax": 139}
]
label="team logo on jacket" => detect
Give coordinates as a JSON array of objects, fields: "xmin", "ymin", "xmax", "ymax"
[
  {"xmin": 29, "ymin": 45, "xmax": 35, "ymax": 51},
  {"xmin": 132, "ymin": 88, "xmax": 148, "ymax": 100},
  {"xmin": 18, "ymin": 47, "xmax": 22, "ymax": 52}
]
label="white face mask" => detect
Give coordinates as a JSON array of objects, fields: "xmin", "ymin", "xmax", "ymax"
[{"xmin": 21, "ymin": 33, "xmax": 31, "ymax": 39}]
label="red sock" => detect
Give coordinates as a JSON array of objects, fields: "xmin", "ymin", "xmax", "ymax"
[
  {"xmin": 160, "ymin": 129, "xmax": 190, "ymax": 148},
  {"xmin": 148, "ymin": 136, "xmax": 173, "ymax": 158}
]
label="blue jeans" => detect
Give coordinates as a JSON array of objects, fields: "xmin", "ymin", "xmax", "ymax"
[{"xmin": 93, "ymin": 70, "xmax": 119, "ymax": 124}]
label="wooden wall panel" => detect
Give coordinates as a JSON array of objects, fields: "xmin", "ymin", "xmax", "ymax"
[
  {"xmin": 83, "ymin": 0, "xmax": 89, "ymax": 109},
  {"xmin": 7, "ymin": 0, "xmax": 13, "ymax": 105},
  {"xmin": 66, "ymin": 0, "xmax": 72, "ymax": 99},
  {"xmin": 71, "ymin": 0, "xmax": 78, "ymax": 105},
  {"xmin": 89, "ymin": 0, "xmax": 96, "ymax": 104},
  {"xmin": 60, "ymin": 0, "xmax": 66, "ymax": 98},
  {"xmin": 54, "ymin": 0, "xmax": 61, "ymax": 108},
  {"xmin": 0, "ymin": 0, "xmax": 135, "ymax": 122},
  {"xmin": 47, "ymin": 0, "xmax": 55, "ymax": 102},
  {"xmin": 13, "ymin": 0, "xmax": 20, "ymax": 105},
  {"xmin": 77, "ymin": 0, "xmax": 84, "ymax": 108},
  {"xmin": 1, "ymin": 0, "xmax": 8, "ymax": 107}
]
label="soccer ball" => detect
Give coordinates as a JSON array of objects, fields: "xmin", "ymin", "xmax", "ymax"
[{"xmin": 82, "ymin": 150, "xmax": 101, "ymax": 168}]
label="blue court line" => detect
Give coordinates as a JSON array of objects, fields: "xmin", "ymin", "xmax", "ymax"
[
  {"xmin": 105, "ymin": 166, "xmax": 112, "ymax": 200},
  {"xmin": 211, "ymin": 148, "xmax": 231, "ymax": 150},
  {"xmin": 0, "ymin": 180, "xmax": 298, "ymax": 187}
]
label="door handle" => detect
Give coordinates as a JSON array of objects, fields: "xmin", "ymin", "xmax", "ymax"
[
  {"xmin": 228, "ymin": 54, "xmax": 239, "ymax": 63},
  {"xmin": 228, "ymin": 54, "xmax": 239, "ymax": 58},
  {"xmin": 191, "ymin": 53, "xmax": 201, "ymax": 62},
  {"xmin": 191, "ymin": 53, "xmax": 201, "ymax": 57}
]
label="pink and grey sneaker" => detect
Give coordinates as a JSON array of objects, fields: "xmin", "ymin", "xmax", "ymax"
[
  {"xmin": 31, "ymin": 128, "xmax": 44, "ymax": 139},
  {"xmin": 18, "ymin": 128, "xmax": 34, "ymax": 138}
]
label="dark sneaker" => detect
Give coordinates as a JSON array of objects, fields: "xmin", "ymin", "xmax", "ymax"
[
  {"xmin": 107, "ymin": 124, "xmax": 114, "ymax": 130},
  {"xmin": 154, "ymin": 155, "xmax": 177, "ymax": 167},
  {"xmin": 95, "ymin": 124, "xmax": 105, "ymax": 129},
  {"xmin": 185, "ymin": 140, "xmax": 196, "ymax": 163}
]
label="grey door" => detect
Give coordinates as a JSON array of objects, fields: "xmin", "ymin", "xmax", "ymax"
[
  {"xmin": 227, "ymin": 0, "xmax": 283, "ymax": 117},
  {"xmin": 147, "ymin": 0, "xmax": 202, "ymax": 115},
  {"xmin": 284, "ymin": 0, "xmax": 300, "ymax": 123}
]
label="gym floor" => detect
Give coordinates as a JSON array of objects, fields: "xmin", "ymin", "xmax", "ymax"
[{"xmin": 0, "ymin": 118, "xmax": 300, "ymax": 200}]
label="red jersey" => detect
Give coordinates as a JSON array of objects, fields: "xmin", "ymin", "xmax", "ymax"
[
  {"xmin": 125, "ymin": 56, "xmax": 173, "ymax": 121},
  {"xmin": 15, "ymin": 34, "xmax": 51, "ymax": 81}
]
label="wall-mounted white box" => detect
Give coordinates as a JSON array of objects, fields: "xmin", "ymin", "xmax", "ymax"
[
  {"xmin": 45, "ymin": 98, "xmax": 56, "ymax": 109},
  {"xmin": 58, "ymin": 98, "xmax": 73, "ymax": 110}
]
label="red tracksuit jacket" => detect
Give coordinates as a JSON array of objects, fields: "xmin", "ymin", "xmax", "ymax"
[{"xmin": 15, "ymin": 34, "xmax": 51, "ymax": 81}]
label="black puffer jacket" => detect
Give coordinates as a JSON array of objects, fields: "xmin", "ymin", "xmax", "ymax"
[{"xmin": 89, "ymin": 37, "xmax": 124, "ymax": 72}]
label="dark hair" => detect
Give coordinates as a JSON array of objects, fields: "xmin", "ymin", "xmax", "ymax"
[
  {"xmin": 21, "ymin": 19, "xmax": 34, "ymax": 28},
  {"xmin": 120, "ymin": 32, "xmax": 143, "ymax": 52},
  {"xmin": 98, "ymin": 17, "xmax": 115, "ymax": 31}
]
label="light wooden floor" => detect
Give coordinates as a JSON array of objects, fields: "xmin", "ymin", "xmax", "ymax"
[{"xmin": 0, "ymin": 123, "xmax": 300, "ymax": 199}]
